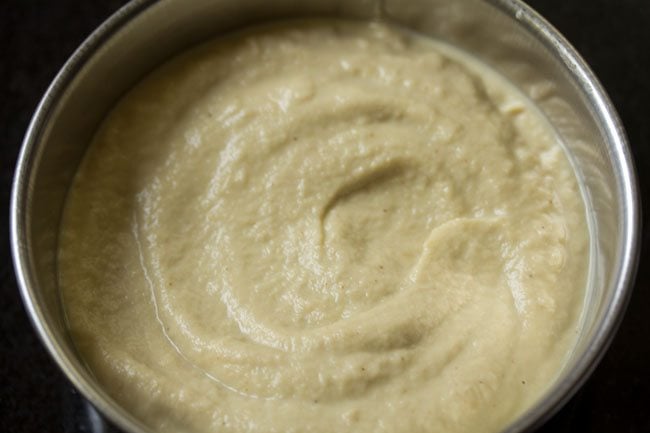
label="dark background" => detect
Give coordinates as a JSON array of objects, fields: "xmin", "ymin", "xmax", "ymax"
[{"xmin": 1, "ymin": 1, "xmax": 648, "ymax": 432}]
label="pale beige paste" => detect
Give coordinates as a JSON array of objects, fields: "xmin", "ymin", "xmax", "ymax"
[{"xmin": 59, "ymin": 20, "xmax": 589, "ymax": 433}]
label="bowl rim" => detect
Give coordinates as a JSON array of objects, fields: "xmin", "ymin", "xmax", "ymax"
[
  {"xmin": 495, "ymin": 1, "xmax": 640, "ymax": 431},
  {"xmin": 10, "ymin": 0, "xmax": 641, "ymax": 432}
]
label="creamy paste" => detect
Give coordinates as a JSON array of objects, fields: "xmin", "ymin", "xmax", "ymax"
[{"xmin": 59, "ymin": 20, "xmax": 589, "ymax": 433}]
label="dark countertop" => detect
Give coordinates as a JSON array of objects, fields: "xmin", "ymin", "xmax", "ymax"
[{"xmin": 1, "ymin": 1, "xmax": 648, "ymax": 432}]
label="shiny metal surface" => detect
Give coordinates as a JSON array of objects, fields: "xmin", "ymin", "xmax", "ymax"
[{"xmin": 10, "ymin": 0, "xmax": 639, "ymax": 432}]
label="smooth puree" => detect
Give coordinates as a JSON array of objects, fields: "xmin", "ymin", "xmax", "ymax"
[{"xmin": 58, "ymin": 20, "xmax": 589, "ymax": 433}]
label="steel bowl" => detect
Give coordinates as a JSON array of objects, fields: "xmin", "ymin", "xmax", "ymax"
[{"xmin": 10, "ymin": 0, "xmax": 640, "ymax": 432}]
